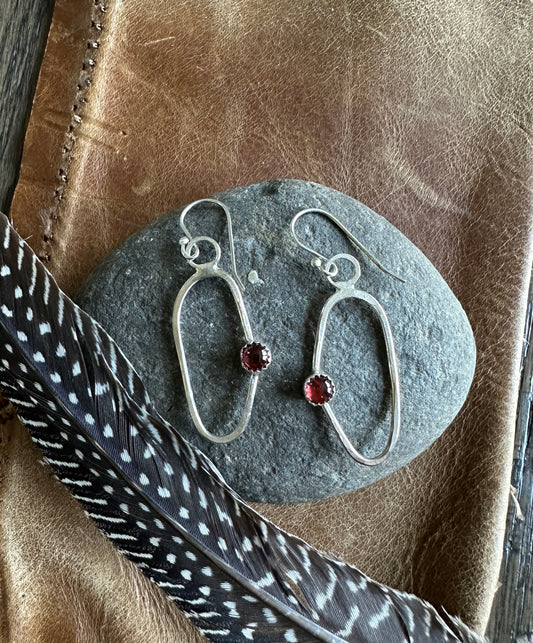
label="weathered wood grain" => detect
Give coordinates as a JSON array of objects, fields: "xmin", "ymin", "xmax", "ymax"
[
  {"xmin": 0, "ymin": 0, "xmax": 55, "ymax": 213},
  {"xmin": 487, "ymin": 276, "xmax": 533, "ymax": 642}
]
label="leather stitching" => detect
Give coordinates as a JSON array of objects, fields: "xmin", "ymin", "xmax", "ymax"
[{"xmin": 40, "ymin": 0, "xmax": 109, "ymax": 264}]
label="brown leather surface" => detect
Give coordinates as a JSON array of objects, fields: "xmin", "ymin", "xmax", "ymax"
[{"xmin": 4, "ymin": 0, "xmax": 533, "ymax": 640}]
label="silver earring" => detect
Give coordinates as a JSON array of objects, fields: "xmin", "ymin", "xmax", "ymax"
[
  {"xmin": 290, "ymin": 208, "xmax": 403, "ymax": 465},
  {"xmin": 172, "ymin": 198, "xmax": 271, "ymax": 443}
]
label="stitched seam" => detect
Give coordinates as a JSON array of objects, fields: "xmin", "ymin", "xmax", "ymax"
[{"xmin": 40, "ymin": 0, "xmax": 109, "ymax": 263}]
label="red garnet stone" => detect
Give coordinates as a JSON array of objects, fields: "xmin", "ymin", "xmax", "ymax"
[
  {"xmin": 304, "ymin": 374, "xmax": 335, "ymax": 405},
  {"xmin": 241, "ymin": 342, "xmax": 272, "ymax": 372}
]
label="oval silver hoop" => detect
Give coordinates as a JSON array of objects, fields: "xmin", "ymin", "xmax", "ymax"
[
  {"xmin": 172, "ymin": 267, "xmax": 257, "ymax": 444},
  {"xmin": 312, "ymin": 289, "xmax": 401, "ymax": 466}
]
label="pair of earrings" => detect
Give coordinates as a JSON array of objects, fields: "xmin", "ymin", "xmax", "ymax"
[{"xmin": 172, "ymin": 198, "xmax": 402, "ymax": 466}]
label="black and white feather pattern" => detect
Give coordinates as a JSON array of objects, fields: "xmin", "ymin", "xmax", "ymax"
[{"xmin": 0, "ymin": 213, "xmax": 484, "ymax": 642}]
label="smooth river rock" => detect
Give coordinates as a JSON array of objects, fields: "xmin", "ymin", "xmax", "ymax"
[{"xmin": 76, "ymin": 180, "xmax": 476, "ymax": 503}]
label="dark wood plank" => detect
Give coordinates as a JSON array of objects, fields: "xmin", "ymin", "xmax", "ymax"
[
  {"xmin": 487, "ymin": 275, "xmax": 533, "ymax": 642},
  {"xmin": 0, "ymin": 0, "xmax": 55, "ymax": 213}
]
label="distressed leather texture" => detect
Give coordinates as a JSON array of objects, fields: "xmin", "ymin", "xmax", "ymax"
[{"xmin": 3, "ymin": 0, "xmax": 533, "ymax": 640}]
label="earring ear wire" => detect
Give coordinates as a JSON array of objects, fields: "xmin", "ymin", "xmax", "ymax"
[
  {"xmin": 173, "ymin": 199, "xmax": 271, "ymax": 444},
  {"xmin": 290, "ymin": 207, "xmax": 402, "ymax": 466},
  {"xmin": 179, "ymin": 197, "xmax": 246, "ymax": 292},
  {"xmin": 290, "ymin": 208, "xmax": 405, "ymax": 283}
]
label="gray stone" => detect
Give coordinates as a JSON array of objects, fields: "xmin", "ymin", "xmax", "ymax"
[{"xmin": 76, "ymin": 180, "xmax": 476, "ymax": 503}]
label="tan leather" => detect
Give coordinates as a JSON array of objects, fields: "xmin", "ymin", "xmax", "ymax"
[{"xmin": 4, "ymin": 0, "xmax": 533, "ymax": 639}]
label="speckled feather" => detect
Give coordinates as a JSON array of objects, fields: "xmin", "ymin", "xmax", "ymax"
[{"xmin": 0, "ymin": 213, "xmax": 485, "ymax": 643}]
